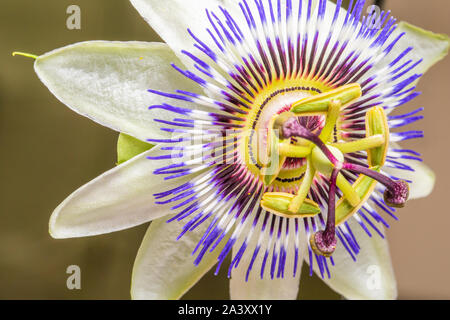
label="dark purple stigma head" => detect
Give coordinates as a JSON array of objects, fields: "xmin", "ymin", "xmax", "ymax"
[
  {"xmin": 309, "ymin": 230, "xmax": 337, "ymax": 257},
  {"xmin": 384, "ymin": 180, "xmax": 409, "ymax": 208}
]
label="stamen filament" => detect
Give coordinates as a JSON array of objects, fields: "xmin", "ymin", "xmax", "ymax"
[
  {"xmin": 288, "ymin": 157, "xmax": 316, "ymax": 213},
  {"xmin": 331, "ymin": 134, "xmax": 385, "ymax": 154},
  {"xmin": 319, "ymin": 100, "xmax": 341, "ymax": 143},
  {"xmin": 336, "ymin": 173, "xmax": 361, "ymax": 207}
]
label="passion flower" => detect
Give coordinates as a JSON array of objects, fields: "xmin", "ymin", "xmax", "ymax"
[{"xmin": 19, "ymin": 0, "xmax": 449, "ymax": 299}]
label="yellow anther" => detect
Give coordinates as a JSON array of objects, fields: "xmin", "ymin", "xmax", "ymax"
[
  {"xmin": 290, "ymin": 83, "xmax": 362, "ymax": 114},
  {"xmin": 366, "ymin": 106, "xmax": 389, "ymax": 166},
  {"xmin": 261, "ymin": 192, "xmax": 321, "ymax": 218}
]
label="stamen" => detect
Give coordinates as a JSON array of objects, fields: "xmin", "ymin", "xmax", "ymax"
[{"xmin": 343, "ymin": 163, "xmax": 409, "ymax": 208}]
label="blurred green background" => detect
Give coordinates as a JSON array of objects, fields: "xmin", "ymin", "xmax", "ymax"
[{"xmin": 0, "ymin": 0, "xmax": 449, "ymax": 299}]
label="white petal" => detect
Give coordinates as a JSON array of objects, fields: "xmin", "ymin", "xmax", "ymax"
[
  {"xmin": 129, "ymin": 0, "xmax": 238, "ymax": 68},
  {"xmin": 384, "ymin": 142, "xmax": 435, "ymax": 200},
  {"xmin": 50, "ymin": 146, "xmax": 189, "ymax": 238},
  {"xmin": 308, "ymin": 219, "xmax": 397, "ymax": 300},
  {"xmin": 368, "ymin": 21, "xmax": 449, "ymax": 112},
  {"xmin": 230, "ymin": 220, "xmax": 304, "ymax": 300},
  {"xmin": 34, "ymin": 41, "xmax": 200, "ymax": 141},
  {"xmin": 355, "ymin": 18, "xmax": 449, "ymax": 79},
  {"xmin": 131, "ymin": 217, "xmax": 218, "ymax": 300},
  {"xmin": 394, "ymin": 22, "xmax": 449, "ymax": 75}
]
